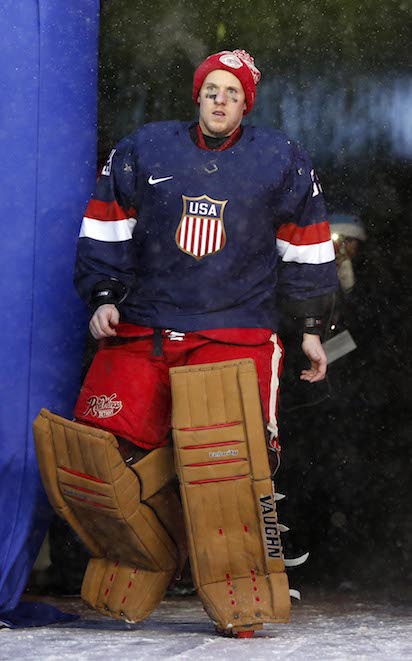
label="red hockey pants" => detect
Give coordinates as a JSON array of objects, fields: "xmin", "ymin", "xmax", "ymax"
[{"xmin": 74, "ymin": 324, "xmax": 284, "ymax": 451}]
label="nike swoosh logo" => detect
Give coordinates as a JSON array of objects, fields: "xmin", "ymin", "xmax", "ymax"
[{"xmin": 148, "ymin": 175, "xmax": 173, "ymax": 185}]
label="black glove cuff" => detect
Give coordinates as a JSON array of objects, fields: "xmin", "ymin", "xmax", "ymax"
[
  {"xmin": 303, "ymin": 317, "xmax": 323, "ymax": 335},
  {"xmin": 90, "ymin": 279, "xmax": 128, "ymax": 313}
]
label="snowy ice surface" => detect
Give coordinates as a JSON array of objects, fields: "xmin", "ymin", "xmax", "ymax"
[{"xmin": 1, "ymin": 590, "xmax": 411, "ymax": 661}]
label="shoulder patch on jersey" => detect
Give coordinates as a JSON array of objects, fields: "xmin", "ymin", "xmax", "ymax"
[{"xmin": 101, "ymin": 149, "xmax": 116, "ymax": 176}]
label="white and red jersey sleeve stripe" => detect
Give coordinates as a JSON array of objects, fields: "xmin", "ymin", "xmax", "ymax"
[
  {"xmin": 79, "ymin": 199, "xmax": 137, "ymax": 243},
  {"xmin": 276, "ymin": 220, "xmax": 335, "ymax": 265}
]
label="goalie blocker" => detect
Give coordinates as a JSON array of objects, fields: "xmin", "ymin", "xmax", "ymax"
[{"xmin": 170, "ymin": 358, "xmax": 290, "ymax": 636}]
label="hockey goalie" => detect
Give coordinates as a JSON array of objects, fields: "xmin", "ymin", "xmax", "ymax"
[{"xmin": 33, "ymin": 46, "xmax": 336, "ymax": 637}]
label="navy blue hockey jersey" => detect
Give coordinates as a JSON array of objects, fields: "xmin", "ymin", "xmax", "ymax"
[{"xmin": 74, "ymin": 121, "xmax": 337, "ymax": 331}]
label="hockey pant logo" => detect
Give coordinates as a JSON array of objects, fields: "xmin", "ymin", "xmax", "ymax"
[{"xmin": 83, "ymin": 393, "xmax": 123, "ymax": 418}]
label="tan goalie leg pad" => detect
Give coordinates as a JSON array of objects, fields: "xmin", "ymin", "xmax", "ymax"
[
  {"xmin": 170, "ymin": 359, "xmax": 290, "ymax": 634},
  {"xmin": 33, "ymin": 408, "xmax": 186, "ymax": 622},
  {"xmin": 81, "ymin": 558, "xmax": 174, "ymax": 622}
]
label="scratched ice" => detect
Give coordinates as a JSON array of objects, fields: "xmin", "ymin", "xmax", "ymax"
[{"xmin": 1, "ymin": 590, "xmax": 411, "ymax": 661}]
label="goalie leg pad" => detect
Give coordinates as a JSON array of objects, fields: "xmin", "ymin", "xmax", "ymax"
[
  {"xmin": 170, "ymin": 359, "xmax": 290, "ymax": 633},
  {"xmin": 81, "ymin": 558, "xmax": 175, "ymax": 622},
  {"xmin": 33, "ymin": 409, "xmax": 186, "ymax": 621}
]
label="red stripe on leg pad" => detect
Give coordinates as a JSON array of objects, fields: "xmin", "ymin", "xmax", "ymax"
[
  {"xmin": 184, "ymin": 459, "xmax": 247, "ymax": 467},
  {"xmin": 60, "ymin": 466, "xmax": 108, "ymax": 484},
  {"xmin": 60, "ymin": 482, "xmax": 109, "ymax": 497},
  {"xmin": 188, "ymin": 475, "xmax": 248, "ymax": 485},
  {"xmin": 182, "ymin": 441, "xmax": 241, "ymax": 450},
  {"xmin": 179, "ymin": 421, "xmax": 241, "ymax": 432}
]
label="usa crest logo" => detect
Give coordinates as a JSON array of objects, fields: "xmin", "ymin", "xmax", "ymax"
[{"xmin": 175, "ymin": 194, "xmax": 228, "ymax": 259}]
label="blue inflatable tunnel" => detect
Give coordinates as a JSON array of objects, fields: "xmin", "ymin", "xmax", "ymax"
[{"xmin": 0, "ymin": 0, "xmax": 100, "ymax": 617}]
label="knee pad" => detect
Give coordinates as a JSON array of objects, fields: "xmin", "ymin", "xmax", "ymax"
[
  {"xmin": 170, "ymin": 359, "xmax": 290, "ymax": 635},
  {"xmin": 33, "ymin": 409, "xmax": 186, "ymax": 622}
]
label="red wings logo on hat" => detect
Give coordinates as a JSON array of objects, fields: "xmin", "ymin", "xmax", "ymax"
[
  {"xmin": 219, "ymin": 53, "xmax": 243, "ymax": 69},
  {"xmin": 175, "ymin": 194, "xmax": 228, "ymax": 259}
]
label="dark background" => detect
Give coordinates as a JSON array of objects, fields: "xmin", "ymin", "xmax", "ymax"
[{"xmin": 48, "ymin": 0, "xmax": 411, "ymax": 597}]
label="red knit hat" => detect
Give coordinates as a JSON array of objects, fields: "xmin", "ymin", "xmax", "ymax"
[{"xmin": 192, "ymin": 49, "xmax": 261, "ymax": 115}]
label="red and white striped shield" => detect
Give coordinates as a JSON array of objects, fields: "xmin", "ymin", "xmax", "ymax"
[{"xmin": 175, "ymin": 195, "xmax": 228, "ymax": 260}]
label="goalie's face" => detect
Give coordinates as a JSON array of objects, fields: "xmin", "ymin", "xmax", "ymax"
[{"xmin": 198, "ymin": 70, "xmax": 246, "ymax": 138}]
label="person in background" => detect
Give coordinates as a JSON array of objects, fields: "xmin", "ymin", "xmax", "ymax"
[{"xmin": 329, "ymin": 212, "xmax": 367, "ymax": 295}]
